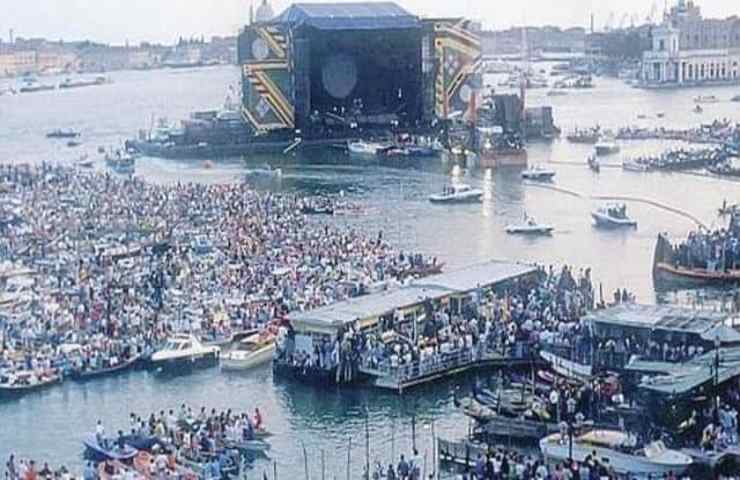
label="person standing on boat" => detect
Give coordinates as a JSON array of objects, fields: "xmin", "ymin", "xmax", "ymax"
[{"xmin": 253, "ymin": 407, "xmax": 262, "ymax": 431}]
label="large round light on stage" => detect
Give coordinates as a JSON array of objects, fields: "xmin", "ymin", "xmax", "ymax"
[{"xmin": 321, "ymin": 54, "xmax": 358, "ymax": 100}]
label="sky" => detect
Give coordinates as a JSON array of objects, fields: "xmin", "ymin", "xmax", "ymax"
[{"xmin": 2, "ymin": 0, "xmax": 738, "ymax": 45}]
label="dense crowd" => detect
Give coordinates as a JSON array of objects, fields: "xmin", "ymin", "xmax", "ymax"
[
  {"xmin": 277, "ymin": 265, "xmax": 597, "ymax": 384},
  {"xmin": 669, "ymin": 222, "xmax": 740, "ymax": 272},
  {"xmin": 0, "ymin": 163, "xmax": 435, "ymax": 388}
]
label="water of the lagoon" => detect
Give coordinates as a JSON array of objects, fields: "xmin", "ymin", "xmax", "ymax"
[{"xmin": 1, "ymin": 65, "xmax": 740, "ymax": 477}]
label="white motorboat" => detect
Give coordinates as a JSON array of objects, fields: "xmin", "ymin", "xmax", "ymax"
[
  {"xmin": 591, "ymin": 204, "xmax": 637, "ymax": 228},
  {"xmin": 505, "ymin": 216, "xmax": 553, "ymax": 236},
  {"xmin": 521, "ymin": 166, "xmax": 556, "ymax": 181},
  {"xmin": 150, "ymin": 334, "xmax": 220, "ymax": 370},
  {"xmin": 540, "ymin": 430, "xmax": 692, "ymax": 477},
  {"xmin": 694, "ymin": 95, "xmax": 719, "ymax": 104},
  {"xmin": 221, "ymin": 332, "xmax": 276, "ymax": 371},
  {"xmin": 622, "ymin": 160, "xmax": 651, "ymax": 172},
  {"xmin": 594, "ymin": 138, "xmax": 620, "ymax": 156},
  {"xmin": 347, "ymin": 141, "xmax": 389, "ymax": 157},
  {"xmin": 429, "ymin": 184, "xmax": 483, "ymax": 204}
]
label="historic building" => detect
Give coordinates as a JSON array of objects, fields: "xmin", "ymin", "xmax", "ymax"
[{"xmin": 641, "ymin": 0, "xmax": 740, "ymax": 86}]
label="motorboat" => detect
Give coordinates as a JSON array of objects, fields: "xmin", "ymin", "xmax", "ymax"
[
  {"xmin": 594, "ymin": 138, "xmax": 620, "ymax": 156},
  {"xmin": 150, "ymin": 334, "xmax": 220, "ymax": 370},
  {"xmin": 731, "ymin": 94, "xmax": 740, "ymax": 102},
  {"xmin": 75, "ymin": 155, "xmax": 94, "ymax": 169},
  {"xmin": 0, "ymin": 370, "xmax": 62, "ymax": 398},
  {"xmin": 221, "ymin": 331, "xmax": 276, "ymax": 371},
  {"xmin": 83, "ymin": 434, "xmax": 138, "ymax": 462},
  {"xmin": 347, "ymin": 140, "xmax": 389, "ymax": 157},
  {"xmin": 694, "ymin": 95, "xmax": 719, "ymax": 104},
  {"xmin": 505, "ymin": 215, "xmax": 553, "ymax": 236},
  {"xmin": 105, "ymin": 150, "xmax": 137, "ymax": 174},
  {"xmin": 244, "ymin": 164, "xmax": 282, "ymax": 180},
  {"xmin": 622, "ymin": 159, "xmax": 651, "ymax": 172},
  {"xmin": 587, "ymin": 155, "xmax": 600, "ymax": 173},
  {"xmin": 521, "ymin": 166, "xmax": 556, "ymax": 181},
  {"xmin": 591, "ymin": 204, "xmax": 637, "ymax": 228},
  {"xmin": 67, "ymin": 140, "xmax": 82, "ymax": 148},
  {"xmin": 540, "ymin": 430, "xmax": 692, "ymax": 477},
  {"xmin": 46, "ymin": 129, "xmax": 80, "ymax": 139},
  {"xmin": 428, "ymin": 184, "xmax": 483, "ymax": 204}
]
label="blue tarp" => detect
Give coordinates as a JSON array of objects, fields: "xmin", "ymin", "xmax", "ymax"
[{"xmin": 273, "ymin": 2, "xmax": 420, "ymax": 31}]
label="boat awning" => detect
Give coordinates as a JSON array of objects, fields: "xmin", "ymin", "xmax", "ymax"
[
  {"xmin": 585, "ymin": 303, "xmax": 728, "ymax": 336},
  {"xmin": 413, "ymin": 260, "xmax": 537, "ymax": 293},
  {"xmin": 272, "ymin": 2, "xmax": 420, "ymax": 30},
  {"xmin": 637, "ymin": 346, "xmax": 740, "ymax": 396},
  {"xmin": 288, "ymin": 259, "xmax": 537, "ymax": 333}
]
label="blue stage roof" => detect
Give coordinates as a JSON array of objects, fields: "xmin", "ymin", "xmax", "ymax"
[{"xmin": 273, "ymin": 2, "xmax": 420, "ymax": 30}]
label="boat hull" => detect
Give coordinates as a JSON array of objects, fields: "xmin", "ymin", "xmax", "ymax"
[
  {"xmin": 540, "ymin": 435, "xmax": 692, "ymax": 476},
  {"xmin": 221, "ymin": 345, "xmax": 275, "ymax": 371},
  {"xmin": 149, "ymin": 351, "xmax": 220, "ymax": 373},
  {"xmin": 429, "ymin": 193, "xmax": 483, "ymax": 204},
  {"xmin": 591, "ymin": 212, "xmax": 637, "ymax": 228},
  {"xmin": 652, "ymin": 234, "xmax": 740, "ymax": 288}
]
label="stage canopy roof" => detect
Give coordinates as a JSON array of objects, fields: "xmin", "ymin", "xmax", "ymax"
[{"xmin": 272, "ymin": 2, "xmax": 420, "ymax": 30}]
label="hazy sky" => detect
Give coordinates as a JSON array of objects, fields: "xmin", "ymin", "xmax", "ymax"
[{"xmin": 2, "ymin": 0, "xmax": 738, "ymax": 45}]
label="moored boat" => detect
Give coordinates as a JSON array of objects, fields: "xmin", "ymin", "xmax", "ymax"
[
  {"xmin": 622, "ymin": 159, "xmax": 651, "ymax": 172},
  {"xmin": 0, "ymin": 369, "xmax": 63, "ymax": 398},
  {"xmin": 591, "ymin": 204, "xmax": 637, "ymax": 228},
  {"xmin": 652, "ymin": 233, "xmax": 740, "ymax": 287},
  {"xmin": 150, "ymin": 334, "xmax": 220, "ymax": 371},
  {"xmin": 221, "ymin": 331, "xmax": 276, "ymax": 371},
  {"xmin": 428, "ymin": 184, "xmax": 483, "ymax": 204},
  {"xmin": 71, "ymin": 354, "xmax": 142, "ymax": 381},
  {"xmin": 540, "ymin": 430, "xmax": 692, "ymax": 477}
]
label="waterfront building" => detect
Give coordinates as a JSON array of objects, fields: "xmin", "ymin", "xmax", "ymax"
[{"xmin": 641, "ymin": 0, "xmax": 740, "ymax": 87}]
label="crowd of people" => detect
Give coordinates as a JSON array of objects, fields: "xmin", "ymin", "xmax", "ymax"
[
  {"xmin": 0, "ymin": 162, "xmax": 436, "ymax": 389},
  {"xmin": 668, "ymin": 215, "xmax": 740, "ymax": 272}
]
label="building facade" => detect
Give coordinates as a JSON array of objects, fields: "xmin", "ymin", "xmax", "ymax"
[{"xmin": 641, "ymin": 0, "xmax": 740, "ymax": 87}]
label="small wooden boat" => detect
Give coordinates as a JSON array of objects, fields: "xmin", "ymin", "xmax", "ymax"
[
  {"xmin": 71, "ymin": 354, "xmax": 141, "ymax": 381},
  {"xmin": 46, "ymin": 129, "xmax": 80, "ymax": 139},
  {"xmin": 694, "ymin": 95, "xmax": 719, "ymax": 104},
  {"xmin": 0, "ymin": 370, "xmax": 63, "ymax": 398},
  {"xmin": 83, "ymin": 434, "xmax": 139, "ymax": 461}
]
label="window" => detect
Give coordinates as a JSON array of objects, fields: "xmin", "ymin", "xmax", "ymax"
[{"xmin": 659, "ymin": 39, "xmax": 665, "ymax": 51}]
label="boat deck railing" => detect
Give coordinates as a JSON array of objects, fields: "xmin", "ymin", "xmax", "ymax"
[{"xmin": 360, "ymin": 342, "xmax": 537, "ymax": 391}]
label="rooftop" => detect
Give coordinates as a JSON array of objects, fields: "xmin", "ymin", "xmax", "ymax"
[
  {"xmin": 288, "ymin": 260, "xmax": 537, "ymax": 330},
  {"xmin": 585, "ymin": 303, "xmax": 728, "ymax": 336},
  {"xmin": 273, "ymin": 2, "xmax": 420, "ymax": 31}
]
